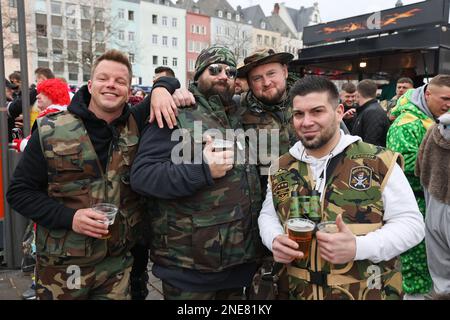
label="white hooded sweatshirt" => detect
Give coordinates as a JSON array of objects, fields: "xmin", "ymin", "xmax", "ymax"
[{"xmin": 258, "ymin": 131, "xmax": 425, "ymax": 263}]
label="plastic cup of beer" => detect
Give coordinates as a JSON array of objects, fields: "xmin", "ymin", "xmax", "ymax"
[
  {"xmin": 317, "ymin": 221, "xmax": 339, "ymax": 234},
  {"xmin": 212, "ymin": 138, "xmax": 234, "ymax": 152},
  {"xmin": 93, "ymin": 203, "xmax": 118, "ymax": 239},
  {"xmin": 286, "ymin": 218, "xmax": 316, "ymax": 260}
]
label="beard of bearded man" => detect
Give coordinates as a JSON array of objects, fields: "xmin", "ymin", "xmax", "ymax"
[
  {"xmin": 299, "ymin": 117, "xmax": 339, "ymax": 150},
  {"xmin": 258, "ymin": 86, "xmax": 286, "ymax": 106},
  {"xmin": 198, "ymin": 79, "xmax": 235, "ymax": 105}
]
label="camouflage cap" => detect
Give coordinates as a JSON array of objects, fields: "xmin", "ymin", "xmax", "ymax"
[
  {"xmin": 237, "ymin": 48, "xmax": 294, "ymax": 78},
  {"xmin": 194, "ymin": 45, "xmax": 237, "ymax": 81}
]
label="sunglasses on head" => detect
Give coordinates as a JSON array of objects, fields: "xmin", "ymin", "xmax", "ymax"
[{"xmin": 207, "ymin": 64, "xmax": 237, "ymax": 79}]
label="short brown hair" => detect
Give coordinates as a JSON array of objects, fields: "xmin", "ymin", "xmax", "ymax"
[
  {"xmin": 341, "ymin": 82, "xmax": 356, "ymax": 94},
  {"xmin": 357, "ymin": 79, "xmax": 377, "ymax": 99},
  {"xmin": 91, "ymin": 49, "xmax": 133, "ymax": 84},
  {"xmin": 429, "ymin": 74, "xmax": 450, "ymax": 88},
  {"xmin": 9, "ymin": 71, "xmax": 21, "ymax": 82},
  {"xmin": 34, "ymin": 67, "xmax": 55, "ymax": 80},
  {"xmin": 397, "ymin": 77, "xmax": 413, "ymax": 86}
]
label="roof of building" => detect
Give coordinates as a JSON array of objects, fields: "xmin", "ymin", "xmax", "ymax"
[
  {"xmin": 286, "ymin": 5, "xmax": 317, "ymax": 33},
  {"xmin": 267, "ymin": 14, "xmax": 297, "ymax": 38},
  {"xmin": 195, "ymin": 0, "xmax": 235, "ymax": 17},
  {"xmin": 241, "ymin": 5, "xmax": 274, "ymax": 31}
]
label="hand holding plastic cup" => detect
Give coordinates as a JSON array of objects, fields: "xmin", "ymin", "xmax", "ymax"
[
  {"xmin": 92, "ymin": 203, "xmax": 118, "ymax": 239},
  {"xmin": 286, "ymin": 218, "xmax": 316, "ymax": 260}
]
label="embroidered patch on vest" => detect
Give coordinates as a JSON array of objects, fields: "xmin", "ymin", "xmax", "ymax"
[
  {"xmin": 273, "ymin": 181, "xmax": 290, "ymax": 203},
  {"xmin": 350, "ymin": 154, "xmax": 377, "ymax": 160},
  {"xmin": 349, "ymin": 166, "xmax": 372, "ymax": 191}
]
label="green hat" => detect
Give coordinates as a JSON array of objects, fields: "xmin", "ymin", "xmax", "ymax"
[
  {"xmin": 237, "ymin": 48, "xmax": 294, "ymax": 78},
  {"xmin": 194, "ymin": 45, "xmax": 237, "ymax": 81}
]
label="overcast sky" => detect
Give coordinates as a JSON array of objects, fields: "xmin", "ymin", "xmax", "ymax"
[{"xmin": 227, "ymin": 0, "xmax": 424, "ymax": 22}]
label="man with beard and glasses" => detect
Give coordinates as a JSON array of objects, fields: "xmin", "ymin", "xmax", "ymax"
[
  {"xmin": 130, "ymin": 46, "xmax": 263, "ymax": 300},
  {"xmin": 259, "ymin": 76, "xmax": 424, "ymax": 300}
]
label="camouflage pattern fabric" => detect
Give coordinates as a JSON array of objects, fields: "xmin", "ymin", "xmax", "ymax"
[
  {"xmin": 149, "ymin": 83, "xmax": 263, "ymax": 273},
  {"xmin": 269, "ymin": 141, "xmax": 403, "ymax": 300},
  {"xmin": 241, "ymin": 73, "xmax": 300, "ymax": 171},
  {"xmin": 35, "ymin": 111, "xmax": 144, "ymax": 299},
  {"xmin": 194, "ymin": 45, "xmax": 237, "ymax": 81},
  {"xmin": 36, "ymin": 253, "xmax": 133, "ymax": 300},
  {"xmin": 387, "ymin": 89, "xmax": 434, "ymax": 295},
  {"xmin": 162, "ymin": 281, "xmax": 245, "ymax": 300}
]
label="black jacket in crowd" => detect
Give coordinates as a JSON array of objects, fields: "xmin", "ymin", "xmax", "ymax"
[
  {"xmin": 351, "ymin": 99, "xmax": 390, "ymax": 147},
  {"xmin": 6, "ymin": 77, "xmax": 179, "ymax": 230}
]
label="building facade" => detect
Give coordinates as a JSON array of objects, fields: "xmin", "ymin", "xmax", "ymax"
[{"xmin": 139, "ymin": 0, "xmax": 186, "ymax": 86}]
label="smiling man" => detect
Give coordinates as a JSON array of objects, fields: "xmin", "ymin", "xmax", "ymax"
[
  {"xmin": 259, "ymin": 76, "xmax": 424, "ymax": 300},
  {"xmin": 7, "ymin": 50, "xmax": 179, "ymax": 300}
]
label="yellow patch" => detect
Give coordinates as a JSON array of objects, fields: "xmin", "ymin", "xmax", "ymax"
[{"xmin": 273, "ymin": 181, "xmax": 290, "ymax": 203}]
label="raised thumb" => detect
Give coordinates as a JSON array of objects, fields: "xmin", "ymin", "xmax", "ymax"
[{"xmin": 336, "ymin": 214, "xmax": 349, "ymax": 233}]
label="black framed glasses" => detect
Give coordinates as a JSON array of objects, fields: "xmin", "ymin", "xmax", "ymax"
[{"xmin": 207, "ymin": 64, "xmax": 237, "ymax": 79}]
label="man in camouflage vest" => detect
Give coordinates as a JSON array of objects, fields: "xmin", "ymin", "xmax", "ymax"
[
  {"xmin": 7, "ymin": 50, "xmax": 179, "ymax": 300},
  {"xmin": 258, "ymin": 76, "xmax": 425, "ymax": 300},
  {"xmin": 130, "ymin": 45, "xmax": 263, "ymax": 300}
]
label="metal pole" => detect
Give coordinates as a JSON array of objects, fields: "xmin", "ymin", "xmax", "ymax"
[
  {"xmin": 17, "ymin": 0, "xmax": 30, "ymax": 137},
  {"xmin": 1, "ymin": 0, "xmax": 12, "ymax": 251}
]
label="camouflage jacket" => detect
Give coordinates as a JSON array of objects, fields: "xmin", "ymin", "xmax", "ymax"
[
  {"xmin": 149, "ymin": 83, "xmax": 263, "ymax": 272},
  {"xmin": 241, "ymin": 73, "xmax": 300, "ymax": 171},
  {"xmin": 35, "ymin": 111, "xmax": 143, "ymax": 267},
  {"xmin": 269, "ymin": 141, "xmax": 403, "ymax": 300},
  {"xmin": 387, "ymin": 88, "xmax": 434, "ymax": 294}
]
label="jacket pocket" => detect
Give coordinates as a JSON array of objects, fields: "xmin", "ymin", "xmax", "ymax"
[
  {"xmin": 36, "ymin": 226, "xmax": 93, "ymax": 258},
  {"xmin": 191, "ymin": 205, "xmax": 245, "ymax": 270},
  {"xmin": 51, "ymin": 143, "xmax": 83, "ymax": 172},
  {"xmin": 48, "ymin": 179, "xmax": 92, "ymax": 209}
]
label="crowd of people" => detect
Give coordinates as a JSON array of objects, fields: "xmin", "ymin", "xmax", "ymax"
[{"xmin": 4, "ymin": 44, "xmax": 450, "ymax": 300}]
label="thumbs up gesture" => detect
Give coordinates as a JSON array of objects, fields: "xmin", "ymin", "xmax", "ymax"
[
  {"xmin": 316, "ymin": 214, "xmax": 356, "ymax": 264},
  {"xmin": 203, "ymin": 135, "xmax": 234, "ymax": 179}
]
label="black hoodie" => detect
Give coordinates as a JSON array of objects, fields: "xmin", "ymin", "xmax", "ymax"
[{"xmin": 7, "ymin": 77, "xmax": 179, "ymax": 230}]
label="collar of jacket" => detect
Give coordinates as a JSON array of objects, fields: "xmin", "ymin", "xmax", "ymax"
[
  {"xmin": 189, "ymin": 82, "xmax": 237, "ymax": 114},
  {"xmin": 356, "ymin": 99, "xmax": 378, "ymax": 114}
]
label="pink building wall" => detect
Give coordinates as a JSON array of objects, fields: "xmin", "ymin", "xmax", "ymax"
[{"xmin": 186, "ymin": 12, "xmax": 211, "ymax": 84}]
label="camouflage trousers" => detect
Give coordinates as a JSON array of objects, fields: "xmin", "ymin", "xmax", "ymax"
[
  {"xmin": 162, "ymin": 281, "xmax": 245, "ymax": 300},
  {"xmin": 36, "ymin": 253, "xmax": 133, "ymax": 300}
]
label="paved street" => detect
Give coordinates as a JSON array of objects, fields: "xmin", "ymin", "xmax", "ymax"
[{"xmin": 0, "ymin": 262, "xmax": 163, "ymax": 300}]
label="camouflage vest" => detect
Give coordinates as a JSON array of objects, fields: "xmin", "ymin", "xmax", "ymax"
[
  {"xmin": 240, "ymin": 73, "xmax": 299, "ymax": 173},
  {"xmin": 35, "ymin": 111, "xmax": 143, "ymax": 267},
  {"xmin": 149, "ymin": 85, "xmax": 263, "ymax": 272},
  {"xmin": 269, "ymin": 141, "xmax": 404, "ymax": 300}
]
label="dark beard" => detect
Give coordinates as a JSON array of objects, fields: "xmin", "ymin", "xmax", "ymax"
[
  {"xmin": 198, "ymin": 81, "xmax": 234, "ymax": 105},
  {"xmin": 258, "ymin": 88, "xmax": 286, "ymax": 106}
]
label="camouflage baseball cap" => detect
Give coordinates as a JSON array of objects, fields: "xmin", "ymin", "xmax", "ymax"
[
  {"xmin": 194, "ymin": 45, "xmax": 237, "ymax": 81},
  {"xmin": 237, "ymin": 48, "xmax": 294, "ymax": 78}
]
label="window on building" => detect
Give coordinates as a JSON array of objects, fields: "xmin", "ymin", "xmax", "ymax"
[
  {"xmin": 152, "ymin": 15, "xmax": 157, "ymax": 24},
  {"xmin": 118, "ymin": 30, "xmax": 125, "ymax": 41},
  {"xmin": 36, "ymin": 0, "xmax": 46, "ymax": 12},
  {"xmin": 172, "ymin": 18, "xmax": 177, "ymax": 28},
  {"xmin": 129, "ymin": 31, "xmax": 135, "ymax": 42},
  {"xmin": 257, "ymin": 35, "xmax": 262, "ymax": 45},
  {"xmin": 10, "ymin": 18, "xmax": 18, "ymax": 33},
  {"xmin": 152, "ymin": 56, "xmax": 158, "ymax": 65},
  {"xmin": 264, "ymin": 36, "xmax": 270, "ymax": 45},
  {"xmin": 38, "ymin": 61, "xmax": 50, "ymax": 68},
  {"xmin": 225, "ymin": 27, "xmax": 230, "ymax": 36},
  {"xmin": 236, "ymin": 14, "xmax": 240, "ymax": 22},
  {"xmin": 128, "ymin": 10, "xmax": 134, "ymax": 21},
  {"xmin": 69, "ymin": 73, "xmax": 78, "ymax": 81},
  {"xmin": 152, "ymin": 34, "xmax": 158, "ymax": 45},
  {"xmin": 81, "ymin": 6, "xmax": 90, "ymax": 19},
  {"xmin": 12, "ymin": 44, "xmax": 19, "ymax": 59},
  {"xmin": 53, "ymin": 61, "xmax": 64, "ymax": 74},
  {"xmin": 65, "ymin": 3, "xmax": 76, "ymax": 17},
  {"xmin": 227, "ymin": 12, "xmax": 232, "ymax": 20},
  {"xmin": 162, "ymin": 16, "xmax": 168, "ymax": 26},
  {"xmin": 163, "ymin": 56, "xmax": 168, "ymax": 66},
  {"xmin": 51, "ymin": 1, "xmax": 62, "ymax": 15},
  {"xmin": 218, "ymin": 10, "xmax": 223, "ymax": 18},
  {"xmin": 129, "ymin": 53, "xmax": 135, "ymax": 64},
  {"xmin": 52, "ymin": 25, "xmax": 62, "ymax": 38},
  {"xmin": 118, "ymin": 9, "xmax": 125, "ymax": 19},
  {"xmin": 261, "ymin": 21, "xmax": 266, "ymax": 29},
  {"xmin": 272, "ymin": 37, "xmax": 277, "ymax": 47},
  {"xmin": 94, "ymin": 8, "xmax": 104, "ymax": 20},
  {"xmin": 188, "ymin": 59, "xmax": 195, "ymax": 72},
  {"xmin": 191, "ymin": 24, "xmax": 195, "ymax": 33},
  {"xmin": 172, "ymin": 57, "xmax": 178, "ymax": 67},
  {"xmin": 36, "ymin": 13, "xmax": 47, "ymax": 37},
  {"xmin": 201, "ymin": 26, "xmax": 206, "ymax": 35},
  {"xmin": 162, "ymin": 36, "xmax": 168, "ymax": 46},
  {"xmin": 195, "ymin": 41, "xmax": 201, "ymax": 53},
  {"xmin": 68, "ymin": 40, "xmax": 78, "ymax": 61},
  {"xmin": 9, "ymin": 0, "xmax": 17, "ymax": 8},
  {"xmin": 67, "ymin": 29, "xmax": 77, "ymax": 40},
  {"xmin": 188, "ymin": 41, "xmax": 194, "ymax": 52},
  {"xmin": 83, "ymin": 74, "xmax": 90, "ymax": 82},
  {"xmin": 38, "ymin": 48, "xmax": 48, "ymax": 58},
  {"xmin": 172, "ymin": 37, "xmax": 177, "ymax": 47}
]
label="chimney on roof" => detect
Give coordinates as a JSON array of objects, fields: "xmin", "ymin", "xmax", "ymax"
[
  {"xmin": 395, "ymin": 0, "xmax": 403, "ymax": 7},
  {"xmin": 273, "ymin": 3, "xmax": 280, "ymax": 15}
]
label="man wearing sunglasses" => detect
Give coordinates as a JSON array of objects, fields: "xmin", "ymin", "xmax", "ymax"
[{"xmin": 130, "ymin": 46, "xmax": 263, "ymax": 300}]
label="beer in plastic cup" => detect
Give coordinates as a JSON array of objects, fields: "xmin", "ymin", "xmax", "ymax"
[
  {"xmin": 92, "ymin": 203, "xmax": 118, "ymax": 240},
  {"xmin": 286, "ymin": 218, "xmax": 316, "ymax": 260}
]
